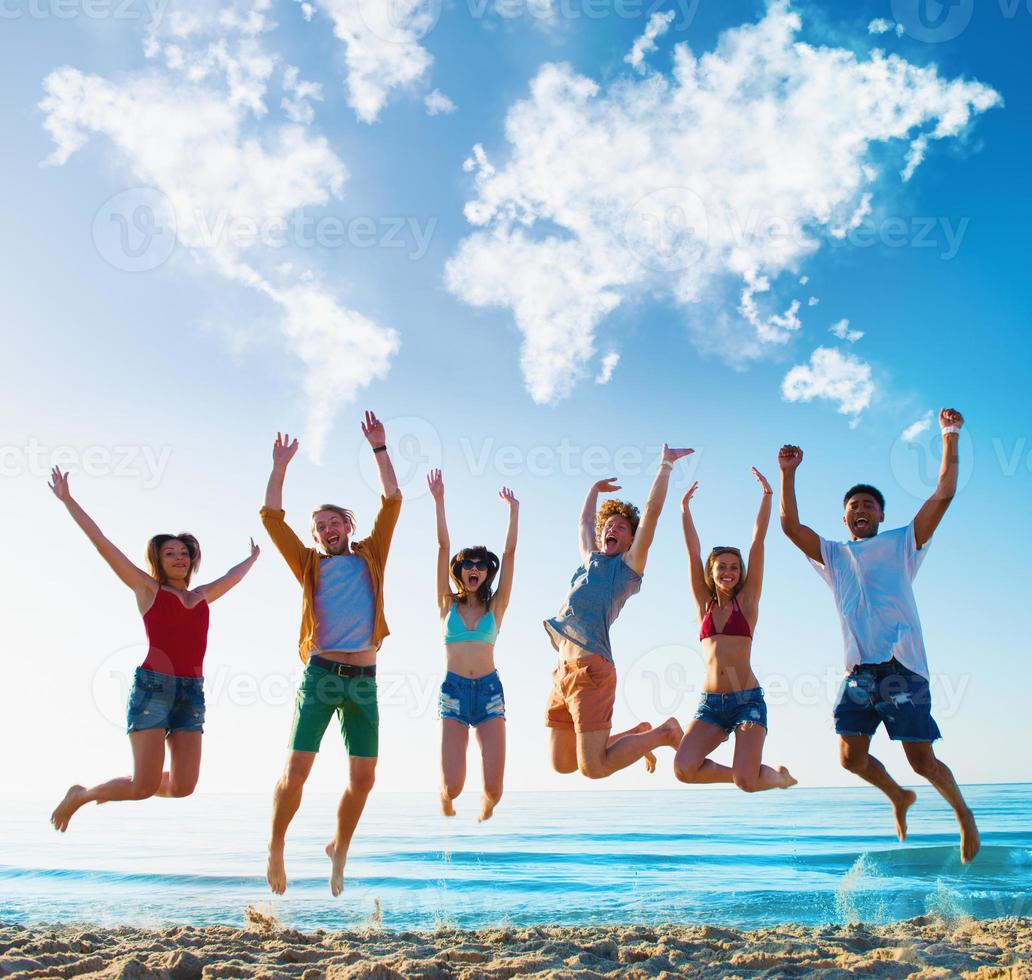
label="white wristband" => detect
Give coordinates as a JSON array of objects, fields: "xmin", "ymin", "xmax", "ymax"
[
  {"xmin": 942, "ymin": 425, "xmax": 961, "ymax": 436},
  {"xmin": 660, "ymin": 459, "xmax": 673, "ymax": 470}
]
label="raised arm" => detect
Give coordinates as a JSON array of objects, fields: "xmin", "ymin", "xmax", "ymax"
[
  {"xmin": 913, "ymin": 408, "xmax": 963, "ymax": 549},
  {"xmin": 362, "ymin": 410, "xmax": 399, "ymax": 498},
  {"xmin": 261, "ymin": 432, "xmax": 309, "ymax": 581},
  {"xmin": 264, "ymin": 431, "xmax": 298, "ymax": 512},
  {"xmin": 740, "ymin": 467, "xmax": 773, "ymax": 608},
  {"xmin": 680, "ymin": 482, "xmax": 711, "ymax": 617},
  {"xmin": 48, "ymin": 467, "xmax": 154, "ymax": 599},
  {"xmin": 777, "ymin": 445, "xmax": 822, "ymax": 563},
  {"xmin": 580, "ymin": 479, "xmax": 618, "ymax": 562},
  {"xmin": 492, "ymin": 487, "xmax": 520, "ymax": 624},
  {"xmin": 625, "ymin": 444, "xmax": 694, "ymax": 575},
  {"xmin": 197, "ymin": 538, "xmax": 260, "ymax": 604},
  {"xmin": 427, "ymin": 469, "xmax": 451, "ymax": 613}
]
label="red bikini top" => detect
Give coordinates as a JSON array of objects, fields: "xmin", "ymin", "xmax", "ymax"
[{"xmin": 699, "ymin": 597, "xmax": 752, "ymax": 641}]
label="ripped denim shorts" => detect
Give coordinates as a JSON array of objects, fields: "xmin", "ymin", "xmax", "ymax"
[
  {"xmin": 694, "ymin": 687, "xmax": 767, "ymax": 736},
  {"xmin": 439, "ymin": 670, "xmax": 506, "ymax": 727}
]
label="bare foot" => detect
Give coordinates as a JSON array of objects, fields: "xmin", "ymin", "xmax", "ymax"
[
  {"xmin": 51, "ymin": 785, "xmax": 87, "ymax": 832},
  {"xmin": 266, "ymin": 844, "xmax": 287, "ymax": 895},
  {"xmin": 478, "ymin": 794, "xmax": 500, "ymax": 823},
  {"xmin": 959, "ymin": 807, "xmax": 980, "ymax": 864},
  {"xmin": 777, "ymin": 766, "xmax": 798, "ymax": 789},
  {"xmin": 656, "ymin": 717, "xmax": 684, "ymax": 749},
  {"xmin": 893, "ymin": 789, "xmax": 917, "ymax": 842},
  {"xmin": 440, "ymin": 792, "xmax": 456, "ymax": 817},
  {"xmin": 325, "ymin": 840, "xmax": 347, "ymax": 897}
]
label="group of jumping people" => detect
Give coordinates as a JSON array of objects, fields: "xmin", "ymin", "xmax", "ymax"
[{"xmin": 47, "ymin": 407, "xmax": 980, "ymax": 897}]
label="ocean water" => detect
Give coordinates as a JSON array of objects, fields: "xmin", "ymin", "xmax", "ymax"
[{"xmin": 1, "ymin": 785, "xmax": 1029, "ymax": 932}]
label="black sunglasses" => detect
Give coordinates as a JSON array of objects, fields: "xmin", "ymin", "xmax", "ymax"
[{"xmin": 460, "ymin": 559, "xmax": 489, "ymax": 571}]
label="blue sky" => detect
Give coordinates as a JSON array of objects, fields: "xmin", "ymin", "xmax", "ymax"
[{"xmin": 3, "ymin": 0, "xmax": 1031, "ymax": 799}]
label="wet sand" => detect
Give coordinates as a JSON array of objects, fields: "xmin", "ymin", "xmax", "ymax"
[{"xmin": 0, "ymin": 912, "xmax": 1028, "ymax": 978}]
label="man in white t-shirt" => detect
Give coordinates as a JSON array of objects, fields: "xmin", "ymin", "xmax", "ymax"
[{"xmin": 778, "ymin": 408, "xmax": 979, "ymax": 863}]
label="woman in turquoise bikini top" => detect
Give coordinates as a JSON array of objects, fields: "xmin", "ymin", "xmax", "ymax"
[{"xmin": 427, "ymin": 468, "xmax": 518, "ymax": 822}]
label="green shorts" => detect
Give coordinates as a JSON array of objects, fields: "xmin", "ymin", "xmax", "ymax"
[{"xmin": 289, "ymin": 662, "xmax": 379, "ymax": 757}]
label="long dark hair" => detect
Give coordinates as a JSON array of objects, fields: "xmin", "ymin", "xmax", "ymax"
[
  {"xmin": 449, "ymin": 545, "xmax": 500, "ymax": 606},
  {"xmin": 146, "ymin": 533, "xmax": 201, "ymax": 586}
]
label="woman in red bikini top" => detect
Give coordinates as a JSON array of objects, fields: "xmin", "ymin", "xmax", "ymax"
[
  {"xmin": 672, "ymin": 467, "xmax": 796, "ymax": 795},
  {"xmin": 47, "ymin": 466, "xmax": 260, "ymax": 833}
]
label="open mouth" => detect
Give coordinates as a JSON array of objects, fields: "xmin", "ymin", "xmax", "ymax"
[
  {"xmin": 604, "ymin": 535, "xmax": 618, "ymax": 549},
  {"xmin": 853, "ymin": 517, "xmax": 870, "ymax": 532},
  {"xmin": 327, "ymin": 534, "xmax": 341, "ymax": 548}
]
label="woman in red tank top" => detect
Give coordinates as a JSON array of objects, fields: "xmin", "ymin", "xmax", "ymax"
[
  {"xmin": 673, "ymin": 467, "xmax": 796, "ymax": 794},
  {"xmin": 47, "ymin": 466, "xmax": 259, "ymax": 832}
]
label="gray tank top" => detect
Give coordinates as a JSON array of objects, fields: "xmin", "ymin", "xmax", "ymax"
[{"xmin": 544, "ymin": 552, "xmax": 642, "ymax": 663}]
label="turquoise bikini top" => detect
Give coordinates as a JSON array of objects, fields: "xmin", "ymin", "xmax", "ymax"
[{"xmin": 443, "ymin": 602, "xmax": 498, "ymax": 645}]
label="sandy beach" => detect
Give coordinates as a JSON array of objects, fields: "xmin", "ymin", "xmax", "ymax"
[{"xmin": 1, "ymin": 913, "xmax": 1028, "ymax": 978}]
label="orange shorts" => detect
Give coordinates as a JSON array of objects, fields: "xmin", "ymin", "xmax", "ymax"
[{"xmin": 545, "ymin": 654, "xmax": 617, "ymax": 734}]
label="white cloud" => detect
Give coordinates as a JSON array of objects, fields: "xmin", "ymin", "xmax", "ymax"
[
  {"xmin": 425, "ymin": 88, "xmax": 456, "ymax": 116},
  {"xmin": 807, "ymin": 296, "xmax": 819, "ymax": 306},
  {"xmin": 625, "ymin": 10, "xmax": 675, "ymax": 73},
  {"xmin": 311, "ymin": 0, "xmax": 435, "ymax": 123},
  {"xmin": 868, "ymin": 18, "xmax": 892, "ymax": 35},
  {"xmin": 902, "ymin": 410, "xmax": 933, "ymax": 442},
  {"xmin": 445, "ymin": 1, "xmax": 1000, "ymax": 406},
  {"xmin": 281, "ymin": 64, "xmax": 323, "ymax": 124},
  {"xmin": 829, "ymin": 318, "xmax": 864, "ymax": 343},
  {"xmin": 595, "ymin": 352, "xmax": 620, "ymax": 385},
  {"xmin": 781, "ymin": 347, "xmax": 874, "ymax": 421},
  {"xmin": 40, "ymin": 5, "xmax": 399, "ymax": 461}
]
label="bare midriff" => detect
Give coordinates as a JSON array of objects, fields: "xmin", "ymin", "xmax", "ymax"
[
  {"xmin": 445, "ymin": 641, "xmax": 497, "ymax": 678},
  {"xmin": 317, "ymin": 647, "xmax": 378, "ymax": 668},
  {"xmin": 701, "ymin": 635, "xmax": 759, "ymax": 693},
  {"xmin": 556, "ymin": 636, "xmax": 596, "ymax": 664}
]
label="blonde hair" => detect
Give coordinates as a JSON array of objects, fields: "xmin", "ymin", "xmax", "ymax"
[{"xmin": 594, "ymin": 499, "xmax": 641, "ymax": 545}]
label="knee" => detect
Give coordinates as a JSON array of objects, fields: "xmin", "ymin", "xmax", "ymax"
[
  {"xmin": 840, "ymin": 747, "xmax": 867, "ymax": 774},
  {"xmin": 167, "ymin": 780, "xmax": 197, "ymax": 799},
  {"xmin": 349, "ymin": 769, "xmax": 376, "ymax": 796},
  {"xmin": 483, "ymin": 783, "xmax": 503, "ymax": 803},
  {"xmin": 551, "ymin": 757, "xmax": 578, "ymax": 775},
  {"xmin": 733, "ymin": 773, "xmax": 761, "ymax": 793},
  {"xmin": 132, "ymin": 779, "xmax": 161, "ymax": 801},
  {"xmin": 280, "ymin": 763, "xmax": 310, "ymax": 792},
  {"xmin": 578, "ymin": 760, "xmax": 608, "ymax": 780},
  {"xmin": 908, "ymin": 753, "xmax": 937, "ymax": 779},
  {"xmin": 674, "ymin": 759, "xmax": 698, "ymax": 784},
  {"xmin": 443, "ymin": 780, "xmax": 464, "ymax": 800}
]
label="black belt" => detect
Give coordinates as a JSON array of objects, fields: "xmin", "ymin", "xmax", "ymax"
[{"xmin": 309, "ymin": 654, "xmax": 376, "ymax": 678}]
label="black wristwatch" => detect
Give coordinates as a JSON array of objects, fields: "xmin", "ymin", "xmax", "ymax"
[{"xmin": 373, "ymin": 445, "xmax": 387, "ymax": 453}]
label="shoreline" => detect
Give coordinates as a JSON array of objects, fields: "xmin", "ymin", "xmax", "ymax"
[{"xmin": 2, "ymin": 914, "xmax": 1029, "ymax": 978}]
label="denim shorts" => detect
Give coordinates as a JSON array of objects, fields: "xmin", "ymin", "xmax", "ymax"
[
  {"xmin": 126, "ymin": 667, "xmax": 205, "ymax": 736},
  {"xmin": 439, "ymin": 670, "xmax": 506, "ymax": 727},
  {"xmin": 834, "ymin": 659, "xmax": 941, "ymax": 742},
  {"xmin": 694, "ymin": 687, "xmax": 767, "ymax": 735}
]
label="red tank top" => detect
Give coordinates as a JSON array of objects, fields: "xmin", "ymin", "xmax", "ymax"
[
  {"xmin": 141, "ymin": 588, "xmax": 210, "ymax": 678},
  {"xmin": 699, "ymin": 597, "xmax": 752, "ymax": 641}
]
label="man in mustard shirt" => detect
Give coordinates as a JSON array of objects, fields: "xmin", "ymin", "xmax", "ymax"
[{"xmin": 261, "ymin": 411, "xmax": 402, "ymax": 896}]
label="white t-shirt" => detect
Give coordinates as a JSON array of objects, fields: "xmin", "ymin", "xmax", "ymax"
[{"xmin": 809, "ymin": 522, "xmax": 931, "ymax": 679}]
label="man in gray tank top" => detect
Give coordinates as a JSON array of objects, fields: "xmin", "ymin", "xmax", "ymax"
[{"xmin": 545, "ymin": 445, "xmax": 694, "ymax": 780}]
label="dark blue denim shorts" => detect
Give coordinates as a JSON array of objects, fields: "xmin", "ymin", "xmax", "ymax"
[
  {"xmin": 694, "ymin": 687, "xmax": 767, "ymax": 735},
  {"xmin": 126, "ymin": 667, "xmax": 205, "ymax": 736},
  {"xmin": 834, "ymin": 659, "xmax": 940, "ymax": 742},
  {"xmin": 438, "ymin": 670, "xmax": 506, "ymax": 727}
]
